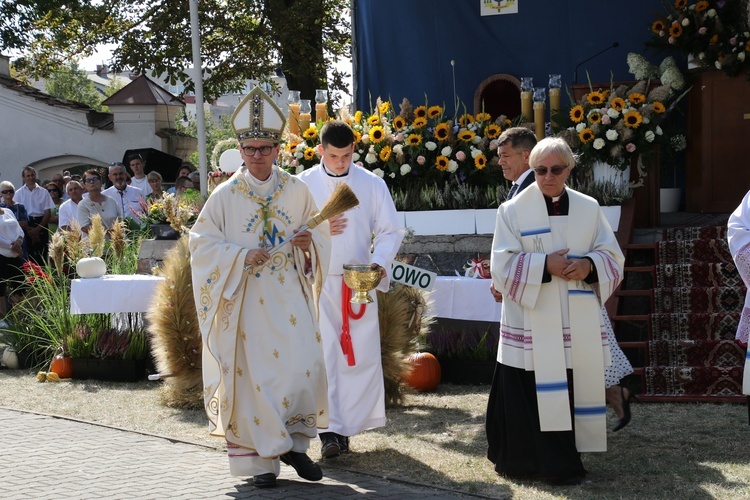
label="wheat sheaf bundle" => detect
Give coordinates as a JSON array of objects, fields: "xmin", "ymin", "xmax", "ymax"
[{"xmin": 146, "ymin": 234, "xmax": 203, "ymax": 409}]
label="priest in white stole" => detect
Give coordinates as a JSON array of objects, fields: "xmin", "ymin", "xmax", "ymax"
[
  {"xmin": 298, "ymin": 120, "xmax": 405, "ymax": 458},
  {"xmin": 190, "ymin": 86, "xmax": 331, "ymax": 487},
  {"xmin": 727, "ymin": 189, "xmax": 750, "ymax": 395},
  {"xmin": 486, "ymin": 137, "xmax": 624, "ymax": 485}
]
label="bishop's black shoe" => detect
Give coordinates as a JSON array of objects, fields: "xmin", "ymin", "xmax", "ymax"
[
  {"xmin": 320, "ymin": 432, "xmax": 341, "ymax": 459},
  {"xmin": 252, "ymin": 473, "xmax": 277, "ymax": 488},
  {"xmin": 335, "ymin": 433, "xmax": 350, "ymax": 454},
  {"xmin": 280, "ymin": 451, "xmax": 323, "ymax": 481}
]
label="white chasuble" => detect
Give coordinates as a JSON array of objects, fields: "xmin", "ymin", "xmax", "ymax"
[
  {"xmin": 490, "ymin": 184, "xmax": 624, "ymax": 452},
  {"xmin": 190, "ymin": 166, "xmax": 332, "ymax": 460},
  {"xmin": 298, "ymin": 163, "xmax": 405, "ymax": 436},
  {"xmin": 727, "ymin": 189, "xmax": 750, "ymax": 394}
]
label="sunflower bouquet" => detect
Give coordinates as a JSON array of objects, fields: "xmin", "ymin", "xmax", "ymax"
[
  {"xmin": 552, "ymin": 55, "xmax": 688, "ymax": 174},
  {"xmin": 278, "ymin": 97, "xmax": 513, "ymax": 204},
  {"xmin": 648, "ymin": 0, "xmax": 750, "ymax": 77}
]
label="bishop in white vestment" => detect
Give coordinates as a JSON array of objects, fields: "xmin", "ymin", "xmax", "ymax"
[
  {"xmin": 190, "ymin": 87, "xmax": 331, "ymax": 487},
  {"xmin": 298, "ymin": 120, "xmax": 404, "ymax": 458},
  {"xmin": 486, "ymin": 138, "xmax": 624, "ymax": 484}
]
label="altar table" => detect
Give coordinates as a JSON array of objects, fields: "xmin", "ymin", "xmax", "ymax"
[
  {"xmin": 426, "ymin": 276, "xmax": 500, "ymax": 322},
  {"xmin": 70, "ymin": 274, "xmax": 165, "ymax": 314}
]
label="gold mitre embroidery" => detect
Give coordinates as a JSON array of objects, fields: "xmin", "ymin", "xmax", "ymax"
[{"xmin": 231, "ymin": 86, "xmax": 286, "ymax": 143}]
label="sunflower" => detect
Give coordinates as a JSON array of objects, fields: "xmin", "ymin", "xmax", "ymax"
[
  {"xmin": 578, "ymin": 128, "xmax": 595, "ymax": 143},
  {"xmin": 588, "ymin": 110, "xmax": 602, "ymax": 124},
  {"xmin": 354, "ymin": 110, "xmax": 363, "ymax": 123},
  {"xmin": 379, "ymin": 145, "xmax": 392, "ymax": 162},
  {"xmin": 412, "ymin": 117, "xmax": 428, "ymax": 128},
  {"xmin": 674, "ymin": 0, "xmax": 686, "ymax": 8},
  {"xmin": 475, "ymin": 112, "xmax": 492, "ymax": 123},
  {"xmin": 569, "ymin": 105, "xmax": 585, "ymax": 123},
  {"xmin": 353, "ymin": 129, "xmax": 362, "ymax": 143},
  {"xmin": 303, "ymin": 147, "xmax": 316, "ymax": 160},
  {"xmin": 434, "ymin": 123, "xmax": 451, "ymax": 141},
  {"xmin": 587, "ymin": 91, "xmax": 605, "ymax": 105},
  {"xmin": 669, "ymin": 23, "xmax": 683, "ymax": 38},
  {"xmin": 610, "ymin": 97, "xmax": 626, "ymax": 112},
  {"xmin": 485, "ymin": 124, "xmax": 501, "ymax": 139},
  {"xmin": 435, "ymin": 155, "xmax": 450, "ymax": 171},
  {"xmin": 474, "ymin": 154, "xmax": 487, "ymax": 170},
  {"xmin": 414, "ymin": 106, "xmax": 427, "ymax": 118},
  {"xmin": 695, "ymin": 0, "xmax": 708, "ymax": 12},
  {"xmin": 286, "ymin": 141, "xmax": 300, "ymax": 152},
  {"xmin": 623, "ymin": 110, "xmax": 643, "ymax": 128},
  {"xmin": 652, "ymin": 101, "xmax": 666, "ymax": 114},
  {"xmin": 627, "ymin": 92, "xmax": 646, "ymax": 105},
  {"xmin": 369, "ymin": 125, "xmax": 385, "ymax": 144},
  {"xmin": 458, "ymin": 113, "xmax": 475, "ymax": 127},
  {"xmin": 302, "ymin": 127, "xmax": 318, "ymax": 140},
  {"xmin": 406, "ymin": 133, "xmax": 423, "ymax": 146},
  {"xmin": 392, "ymin": 116, "xmax": 406, "ymax": 131},
  {"xmin": 710, "ymin": 34, "xmax": 719, "ymax": 45},
  {"xmin": 379, "ymin": 102, "xmax": 390, "ymax": 115},
  {"xmin": 367, "ymin": 114, "xmax": 381, "ymax": 126},
  {"xmin": 458, "ymin": 129, "xmax": 476, "ymax": 142},
  {"xmin": 652, "ymin": 19, "xmax": 666, "ymax": 34},
  {"xmin": 427, "ymin": 105, "xmax": 443, "ymax": 119}
]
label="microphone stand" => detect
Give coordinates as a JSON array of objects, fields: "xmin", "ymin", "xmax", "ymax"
[{"xmin": 573, "ymin": 42, "xmax": 619, "ymax": 84}]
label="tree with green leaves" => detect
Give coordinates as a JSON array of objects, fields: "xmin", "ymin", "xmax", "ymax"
[
  {"xmin": 1, "ymin": 0, "xmax": 351, "ymax": 102},
  {"xmin": 45, "ymin": 61, "xmax": 104, "ymax": 110}
]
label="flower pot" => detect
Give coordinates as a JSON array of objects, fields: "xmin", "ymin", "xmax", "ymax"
[
  {"xmin": 404, "ymin": 209, "xmax": 476, "ymax": 236},
  {"xmin": 600, "ymin": 205, "xmax": 622, "ymax": 232},
  {"xmin": 660, "ymin": 188, "xmax": 682, "ymax": 213},
  {"xmin": 72, "ymin": 358, "xmax": 147, "ymax": 382},
  {"xmin": 150, "ymin": 223, "xmax": 180, "ymax": 240},
  {"xmin": 593, "ymin": 161, "xmax": 630, "ymax": 185},
  {"xmin": 474, "ymin": 209, "xmax": 498, "ymax": 234}
]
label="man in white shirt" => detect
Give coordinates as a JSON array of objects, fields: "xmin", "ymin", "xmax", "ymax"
[
  {"xmin": 58, "ymin": 180, "xmax": 84, "ymax": 231},
  {"xmin": 13, "ymin": 166, "xmax": 54, "ymax": 263},
  {"xmin": 102, "ymin": 162, "xmax": 144, "ymax": 222},
  {"xmin": 127, "ymin": 154, "xmax": 153, "ymax": 196}
]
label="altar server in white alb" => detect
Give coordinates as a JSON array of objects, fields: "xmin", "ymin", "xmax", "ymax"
[
  {"xmin": 727, "ymin": 189, "xmax": 750, "ymax": 395},
  {"xmin": 298, "ymin": 120, "xmax": 404, "ymax": 458},
  {"xmin": 189, "ymin": 86, "xmax": 331, "ymax": 489},
  {"xmin": 486, "ymin": 137, "xmax": 624, "ymax": 485}
]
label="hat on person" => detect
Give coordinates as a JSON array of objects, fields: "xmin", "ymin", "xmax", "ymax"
[{"xmin": 231, "ymin": 86, "xmax": 286, "ymax": 144}]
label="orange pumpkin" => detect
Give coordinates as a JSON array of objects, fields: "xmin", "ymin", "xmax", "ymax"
[
  {"xmin": 50, "ymin": 352, "xmax": 73, "ymax": 379},
  {"xmin": 403, "ymin": 352, "xmax": 441, "ymax": 392}
]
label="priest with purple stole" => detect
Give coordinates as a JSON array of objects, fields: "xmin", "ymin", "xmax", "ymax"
[
  {"xmin": 486, "ymin": 137, "xmax": 624, "ymax": 485},
  {"xmin": 190, "ymin": 86, "xmax": 331, "ymax": 489}
]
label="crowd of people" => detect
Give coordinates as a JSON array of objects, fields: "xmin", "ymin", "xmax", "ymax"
[{"xmin": 0, "ymin": 158, "xmax": 198, "ymax": 325}]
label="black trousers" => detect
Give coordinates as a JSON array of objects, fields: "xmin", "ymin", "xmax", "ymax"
[{"xmin": 27, "ymin": 215, "xmax": 49, "ymax": 264}]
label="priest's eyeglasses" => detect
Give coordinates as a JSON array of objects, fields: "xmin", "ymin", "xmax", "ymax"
[
  {"xmin": 532, "ymin": 165, "xmax": 567, "ymax": 176},
  {"xmin": 241, "ymin": 145, "xmax": 274, "ymax": 156}
]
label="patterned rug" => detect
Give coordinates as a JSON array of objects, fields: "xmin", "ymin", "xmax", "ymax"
[
  {"xmin": 662, "ymin": 225, "xmax": 728, "ymax": 241},
  {"xmin": 649, "ymin": 340, "xmax": 746, "ymax": 367},
  {"xmin": 645, "ymin": 366, "xmax": 744, "ymax": 396},
  {"xmin": 653, "ymin": 286, "xmax": 745, "ymax": 314},
  {"xmin": 655, "ymin": 262, "xmax": 743, "ymax": 288},
  {"xmin": 658, "ymin": 239, "xmax": 733, "ymax": 265},
  {"xmin": 651, "ymin": 313, "xmax": 740, "ymax": 341},
  {"xmin": 641, "ymin": 225, "xmax": 748, "ymax": 398}
]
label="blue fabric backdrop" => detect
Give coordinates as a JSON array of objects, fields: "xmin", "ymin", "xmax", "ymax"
[{"xmin": 353, "ymin": 0, "xmax": 669, "ymax": 113}]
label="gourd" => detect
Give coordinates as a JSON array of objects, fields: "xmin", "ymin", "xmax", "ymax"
[
  {"xmin": 50, "ymin": 350, "xmax": 73, "ymax": 379},
  {"xmin": 2, "ymin": 347, "xmax": 19, "ymax": 369},
  {"xmin": 403, "ymin": 352, "xmax": 441, "ymax": 392},
  {"xmin": 76, "ymin": 257, "xmax": 106, "ymax": 279}
]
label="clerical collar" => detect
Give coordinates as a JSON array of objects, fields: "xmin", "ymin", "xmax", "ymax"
[{"xmin": 323, "ymin": 163, "xmax": 349, "ymax": 178}]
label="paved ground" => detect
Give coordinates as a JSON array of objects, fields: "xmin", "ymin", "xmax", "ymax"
[{"xmin": 0, "ymin": 407, "xmax": 476, "ymax": 499}]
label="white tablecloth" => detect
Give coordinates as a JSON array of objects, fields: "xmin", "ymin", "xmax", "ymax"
[
  {"xmin": 426, "ymin": 276, "xmax": 500, "ymax": 322},
  {"xmin": 70, "ymin": 274, "xmax": 165, "ymax": 314}
]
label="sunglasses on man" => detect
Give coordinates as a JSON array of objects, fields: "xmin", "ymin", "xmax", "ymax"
[{"xmin": 533, "ymin": 165, "xmax": 568, "ymax": 176}]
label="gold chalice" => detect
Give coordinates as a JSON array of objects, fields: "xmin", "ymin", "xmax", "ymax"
[{"xmin": 343, "ymin": 264, "xmax": 382, "ymax": 304}]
